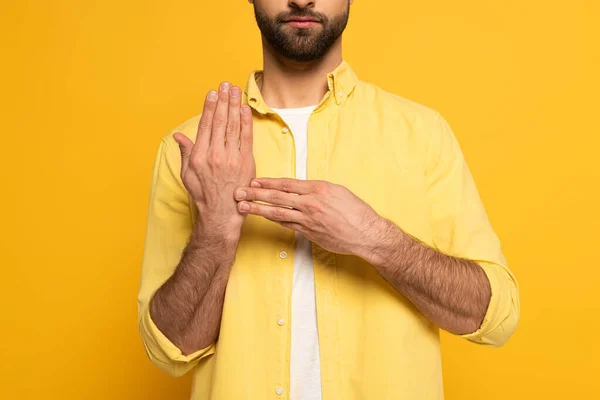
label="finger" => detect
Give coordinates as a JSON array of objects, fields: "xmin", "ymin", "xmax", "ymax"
[
  {"xmin": 225, "ymin": 85, "xmax": 241, "ymax": 152},
  {"xmin": 192, "ymin": 90, "xmax": 218, "ymax": 157},
  {"xmin": 238, "ymin": 200, "xmax": 305, "ymax": 223},
  {"xmin": 239, "ymin": 105, "xmax": 254, "ymax": 154},
  {"xmin": 250, "ymin": 178, "xmax": 316, "ymax": 195},
  {"xmin": 234, "ymin": 187, "xmax": 302, "ymax": 210},
  {"xmin": 209, "ymin": 81, "xmax": 231, "ymax": 148},
  {"xmin": 274, "ymin": 219, "xmax": 305, "ymax": 233},
  {"xmin": 173, "ymin": 132, "xmax": 194, "ymax": 171}
]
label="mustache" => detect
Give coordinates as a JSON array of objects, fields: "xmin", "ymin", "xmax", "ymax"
[{"xmin": 276, "ymin": 9, "xmax": 327, "ymax": 23}]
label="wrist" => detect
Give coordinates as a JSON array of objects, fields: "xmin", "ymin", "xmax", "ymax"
[{"xmin": 192, "ymin": 220, "xmax": 241, "ymax": 249}]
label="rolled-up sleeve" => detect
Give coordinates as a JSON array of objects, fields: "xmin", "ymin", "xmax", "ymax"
[
  {"xmin": 137, "ymin": 130, "xmax": 215, "ymax": 377},
  {"xmin": 425, "ymin": 112, "xmax": 520, "ymax": 347}
]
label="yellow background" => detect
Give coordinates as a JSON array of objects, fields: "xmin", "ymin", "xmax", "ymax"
[{"xmin": 1, "ymin": 0, "xmax": 598, "ymax": 398}]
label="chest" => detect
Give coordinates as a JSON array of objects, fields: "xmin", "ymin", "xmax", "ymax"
[{"xmin": 250, "ymin": 108, "xmax": 434, "ymax": 242}]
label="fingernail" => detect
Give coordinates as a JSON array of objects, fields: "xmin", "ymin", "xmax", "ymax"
[
  {"xmin": 220, "ymin": 82, "xmax": 230, "ymax": 92},
  {"xmin": 236, "ymin": 190, "xmax": 246, "ymax": 199},
  {"xmin": 241, "ymin": 105, "xmax": 250, "ymax": 115},
  {"xmin": 230, "ymin": 86, "xmax": 240, "ymax": 98},
  {"xmin": 207, "ymin": 90, "xmax": 217, "ymax": 101},
  {"xmin": 251, "ymin": 181, "xmax": 261, "ymax": 188},
  {"xmin": 240, "ymin": 202, "xmax": 249, "ymax": 211}
]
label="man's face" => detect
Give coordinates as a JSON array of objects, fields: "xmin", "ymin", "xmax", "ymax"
[{"xmin": 253, "ymin": 0, "xmax": 350, "ymax": 62}]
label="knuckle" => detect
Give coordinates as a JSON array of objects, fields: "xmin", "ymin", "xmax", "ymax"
[
  {"xmin": 241, "ymin": 112, "xmax": 252, "ymax": 124},
  {"xmin": 199, "ymin": 118, "xmax": 211, "ymax": 131},
  {"xmin": 226, "ymin": 122, "xmax": 238, "ymax": 136},
  {"xmin": 282, "ymin": 179, "xmax": 291, "ymax": 192},
  {"xmin": 272, "ymin": 207, "xmax": 286, "ymax": 220},
  {"xmin": 212, "ymin": 115, "xmax": 226, "ymax": 128},
  {"xmin": 229, "ymin": 93, "xmax": 240, "ymax": 105},
  {"xmin": 315, "ymin": 182, "xmax": 328, "ymax": 194},
  {"xmin": 208, "ymin": 153, "xmax": 222, "ymax": 167},
  {"xmin": 190, "ymin": 155, "xmax": 203, "ymax": 169},
  {"xmin": 270, "ymin": 190, "xmax": 282, "ymax": 204},
  {"xmin": 203, "ymin": 100, "xmax": 216, "ymax": 111},
  {"xmin": 306, "ymin": 200, "xmax": 322, "ymax": 214},
  {"xmin": 226, "ymin": 159, "xmax": 239, "ymax": 170}
]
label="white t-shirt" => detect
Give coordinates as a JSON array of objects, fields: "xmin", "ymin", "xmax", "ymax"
[{"xmin": 270, "ymin": 104, "xmax": 322, "ymax": 400}]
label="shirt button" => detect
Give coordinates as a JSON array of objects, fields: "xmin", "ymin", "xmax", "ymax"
[
  {"xmin": 337, "ymin": 91, "xmax": 344, "ymax": 98},
  {"xmin": 279, "ymin": 250, "xmax": 287, "ymax": 259},
  {"xmin": 276, "ymin": 387, "xmax": 284, "ymax": 396},
  {"xmin": 282, "ymin": 127, "xmax": 289, "ymax": 133},
  {"xmin": 277, "ymin": 318, "xmax": 285, "ymax": 326}
]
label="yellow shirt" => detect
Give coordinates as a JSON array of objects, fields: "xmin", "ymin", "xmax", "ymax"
[{"xmin": 137, "ymin": 60, "xmax": 520, "ymax": 399}]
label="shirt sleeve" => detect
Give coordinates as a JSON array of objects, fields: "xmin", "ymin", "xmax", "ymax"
[
  {"xmin": 425, "ymin": 112, "xmax": 520, "ymax": 347},
  {"xmin": 137, "ymin": 134, "xmax": 215, "ymax": 377}
]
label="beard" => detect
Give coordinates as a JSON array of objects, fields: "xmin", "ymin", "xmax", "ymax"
[{"xmin": 253, "ymin": 5, "xmax": 350, "ymax": 62}]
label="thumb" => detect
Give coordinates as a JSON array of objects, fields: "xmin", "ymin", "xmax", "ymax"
[{"xmin": 173, "ymin": 133, "xmax": 193, "ymax": 166}]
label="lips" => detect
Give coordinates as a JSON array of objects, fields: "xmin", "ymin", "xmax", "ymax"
[
  {"xmin": 285, "ymin": 17, "xmax": 320, "ymax": 22},
  {"xmin": 284, "ymin": 17, "xmax": 320, "ymax": 29}
]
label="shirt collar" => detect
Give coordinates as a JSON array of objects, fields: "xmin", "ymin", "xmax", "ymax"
[{"xmin": 243, "ymin": 59, "xmax": 358, "ymax": 115}]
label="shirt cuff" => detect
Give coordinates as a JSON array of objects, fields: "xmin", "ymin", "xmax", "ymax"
[
  {"xmin": 459, "ymin": 260, "xmax": 520, "ymax": 347},
  {"xmin": 139, "ymin": 299, "xmax": 216, "ymax": 375}
]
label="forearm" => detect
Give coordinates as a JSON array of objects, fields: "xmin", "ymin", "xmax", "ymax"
[
  {"xmin": 183, "ymin": 262, "xmax": 232, "ymax": 353},
  {"xmin": 149, "ymin": 225, "xmax": 239, "ymax": 355},
  {"xmin": 364, "ymin": 218, "xmax": 491, "ymax": 335}
]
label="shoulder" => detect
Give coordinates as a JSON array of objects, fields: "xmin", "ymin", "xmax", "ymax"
[
  {"xmin": 160, "ymin": 113, "xmax": 202, "ymax": 149},
  {"xmin": 354, "ymin": 80, "xmax": 442, "ymax": 127}
]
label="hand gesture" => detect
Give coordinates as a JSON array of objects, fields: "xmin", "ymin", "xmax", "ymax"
[
  {"xmin": 233, "ymin": 178, "xmax": 387, "ymax": 258},
  {"xmin": 173, "ymin": 82, "xmax": 256, "ymax": 239}
]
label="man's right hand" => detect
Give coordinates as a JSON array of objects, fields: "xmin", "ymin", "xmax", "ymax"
[{"xmin": 173, "ymin": 81, "xmax": 256, "ymax": 240}]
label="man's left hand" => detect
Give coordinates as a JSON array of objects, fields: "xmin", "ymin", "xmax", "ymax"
[{"xmin": 233, "ymin": 178, "xmax": 389, "ymax": 257}]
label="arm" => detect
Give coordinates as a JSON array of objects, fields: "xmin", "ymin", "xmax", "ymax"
[
  {"xmin": 361, "ymin": 112, "xmax": 520, "ymax": 345},
  {"xmin": 231, "ymin": 113, "xmax": 518, "ymax": 346},
  {"xmin": 149, "ymin": 223, "xmax": 239, "ymax": 356},
  {"xmin": 364, "ymin": 220, "xmax": 492, "ymax": 335},
  {"xmin": 137, "ymin": 137, "xmax": 217, "ymax": 378},
  {"xmin": 138, "ymin": 82, "xmax": 256, "ymax": 376}
]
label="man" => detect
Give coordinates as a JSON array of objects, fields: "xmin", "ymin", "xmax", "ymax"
[{"xmin": 137, "ymin": 0, "xmax": 520, "ymax": 399}]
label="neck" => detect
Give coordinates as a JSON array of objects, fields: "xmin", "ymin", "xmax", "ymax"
[{"xmin": 258, "ymin": 37, "xmax": 343, "ymax": 109}]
